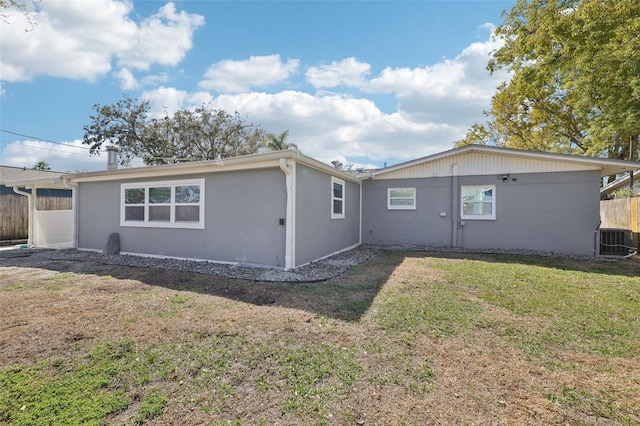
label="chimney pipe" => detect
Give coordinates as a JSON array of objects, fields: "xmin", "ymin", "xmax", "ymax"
[{"xmin": 106, "ymin": 145, "xmax": 119, "ymax": 170}]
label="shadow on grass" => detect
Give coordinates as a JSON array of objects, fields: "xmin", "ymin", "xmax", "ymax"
[
  {"xmin": 0, "ymin": 250, "xmax": 405, "ymax": 322},
  {"xmin": 1, "ymin": 249, "xmax": 638, "ymax": 322},
  {"xmin": 405, "ymin": 250, "xmax": 640, "ymax": 278}
]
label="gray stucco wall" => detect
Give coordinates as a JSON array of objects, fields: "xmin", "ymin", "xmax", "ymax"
[
  {"xmin": 294, "ymin": 164, "xmax": 361, "ymax": 266},
  {"xmin": 362, "ymin": 177, "xmax": 453, "ymax": 247},
  {"xmin": 362, "ymin": 170, "xmax": 602, "ymax": 256},
  {"xmin": 77, "ymin": 168, "xmax": 288, "ymax": 267}
]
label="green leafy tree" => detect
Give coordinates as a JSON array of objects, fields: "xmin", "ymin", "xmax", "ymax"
[
  {"xmin": 265, "ymin": 130, "xmax": 299, "ymax": 152},
  {"xmin": 457, "ymin": 0, "xmax": 640, "ymax": 161},
  {"xmin": 83, "ymin": 95, "xmax": 266, "ymax": 166},
  {"xmin": 32, "ymin": 161, "xmax": 50, "ymax": 171},
  {"xmin": 331, "ymin": 160, "xmax": 353, "ymax": 171},
  {"xmin": 83, "ymin": 95, "xmax": 149, "ymax": 166}
]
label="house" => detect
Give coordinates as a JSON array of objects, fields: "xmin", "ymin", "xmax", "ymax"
[
  {"xmin": 66, "ymin": 151, "xmax": 361, "ymax": 270},
  {"xmin": 0, "ymin": 165, "xmax": 72, "ymax": 245},
  {"xmin": 600, "ymin": 169, "xmax": 639, "ymax": 199},
  {"xmin": 5, "ymin": 145, "xmax": 639, "ymax": 267},
  {"xmin": 360, "ymin": 145, "xmax": 638, "ymax": 257}
]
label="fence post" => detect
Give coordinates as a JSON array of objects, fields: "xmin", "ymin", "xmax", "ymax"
[{"xmin": 632, "ymin": 198, "xmax": 639, "ymax": 249}]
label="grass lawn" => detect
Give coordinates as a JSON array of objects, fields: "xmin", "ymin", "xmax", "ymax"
[{"xmin": 0, "ymin": 251, "xmax": 639, "ymax": 425}]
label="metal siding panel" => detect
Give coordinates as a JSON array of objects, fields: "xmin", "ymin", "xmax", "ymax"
[{"xmin": 376, "ymin": 152, "xmax": 599, "ymax": 179}]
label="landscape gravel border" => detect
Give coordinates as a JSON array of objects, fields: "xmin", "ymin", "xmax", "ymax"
[{"xmin": 0, "ymin": 244, "xmax": 613, "ymax": 282}]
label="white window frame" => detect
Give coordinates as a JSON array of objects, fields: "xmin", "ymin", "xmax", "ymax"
[
  {"xmin": 460, "ymin": 185, "xmax": 496, "ymax": 220},
  {"xmin": 331, "ymin": 176, "xmax": 345, "ymax": 220},
  {"xmin": 120, "ymin": 178, "xmax": 205, "ymax": 229},
  {"xmin": 387, "ymin": 187, "xmax": 416, "ymax": 210}
]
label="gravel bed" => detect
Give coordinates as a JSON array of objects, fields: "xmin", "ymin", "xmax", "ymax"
[
  {"xmin": 0, "ymin": 244, "xmax": 610, "ymax": 282},
  {"xmin": 0, "ymin": 246, "xmax": 382, "ymax": 282}
]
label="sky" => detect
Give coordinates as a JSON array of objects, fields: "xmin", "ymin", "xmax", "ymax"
[{"xmin": 0, "ymin": 0, "xmax": 515, "ymax": 173}]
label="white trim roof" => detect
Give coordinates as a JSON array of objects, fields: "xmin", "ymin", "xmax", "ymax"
[
  {"xmin": 0, "ymin": 165, "xmax": 68, "ymax": 188},
  {"xmin": 66, "ymin": 150, "xmax": 360, "ymax": 184},
  {"xmin": 600, "ymin": 170, "xmax": 639, "ymax": 195},
  {"xmin": 369, "ymin": 145, "xmax": 640, "ymax": 179}
]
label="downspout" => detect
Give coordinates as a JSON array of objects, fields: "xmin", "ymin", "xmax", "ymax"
[
  {"xmin": 359, "ymin": 179, "xmax": 363, "ymax": 246},
  {"xmin": 279, "ymin": 158, "xmax": 296, "ymax": 270},
  {"xmin": 12, "ymin": 186, "xmax": 34, "ymax": 246},
  {"xmin": 62, "ymin": 177, "xmax": 79, "ymax": 249},
  {"xmin": 451, "ymin": 163, "xmax": 458, "ymax": 247}
]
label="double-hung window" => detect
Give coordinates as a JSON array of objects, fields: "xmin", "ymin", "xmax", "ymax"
[
  {"xmin": 121, "ymin": 179, "xmax": 205, "ymax": 228},
  {"xmin": 461, "ymin": 185, "xmax": 495, "ymax": 220},
  {"xmin": 331, "ymin": 177, "xmax": 345, "ymax": 219},
  {"xmin": 388, "ymin": 187, "xmax": 416, "ymax": 210}
]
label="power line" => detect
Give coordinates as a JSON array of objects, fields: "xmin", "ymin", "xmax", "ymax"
[
  {"xmin": 5, "ymin": 143, "xmax": 96, "ymax": 158},
  {"xmin": 0, "ymin": 129, "xmax": 91, "ymax": 151}
]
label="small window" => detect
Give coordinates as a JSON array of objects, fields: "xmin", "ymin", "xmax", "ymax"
[
  {"xmin": 121, "ymin": 179, "xmax": 204, "ymax": 228},
  {"xmin": 388, "ymin": 188, "xmax": 416, "ymax": 210},
  {"xmin": 331, "ymin": 177, "xmax": 345, "ymax": 219},
  {"xmin": 461, "ymin": 185, "xmax": 495, "ymax": 220}
]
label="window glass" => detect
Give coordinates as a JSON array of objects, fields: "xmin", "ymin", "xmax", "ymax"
[
  {"xmin": 149, "ymin": 206, "xmax": 171, "ymax": 221},
  {"xmin": 461, "ymin": 185, "xmax": 495, "ymax": 219},
  {"xmin": 125, "ymin": 206, "xmax": 145, "ymax": 221},
  {"xmin": 175, "ymin": 185, "xmax": 200, "ymax": 203},
  {"xmin": 149, "ymin": 187, "xmax": 171, "ymax": 204},
  {"xmin": 391, "ymin": 198, "xmax": 415, "ymax": 206},
  {"xmin": 331, "ymin": 177, "xmax": 345, "ymax": 219},
  {"xmin": 333, "ymin": 182, "xmax": 343, "ymax": 199},
  {"xmin": 176, "ymin": 206, "xmax": 200, "ymax": 222},
  {"xmin": 388, "ymin": 188, "xmax": 416, "ymax": 209},
  {"xmin": 333, "ymin": 199, "xmax": 343, "ymax": 215},
  {"xmin": 121, "ymin": 179, "xmax": 204, "ymax": 228},
  {"xmin": 125, "ymin": 188, "xmax": 145, "ymax": 204}
]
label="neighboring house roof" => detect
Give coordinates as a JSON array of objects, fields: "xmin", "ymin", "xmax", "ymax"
[
  {"xmin": 0, "ymin": 165, "xmax": 68, "ymax": 188},
  {"xmin": 368, "ymin": 145, "xmax": 640, "ymax": 180},
  {"xmin": 66, "ymin": 150, "xmax": 360, "ymax": 183},
  {"xmin": 600, "ymin": 169, "xmax": 639, "ymax": 196}
]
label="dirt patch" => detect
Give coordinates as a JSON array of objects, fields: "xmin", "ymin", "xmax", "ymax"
[{"xmin": 1, "ymin": 252, "xmax": 638, "ymax": 425}]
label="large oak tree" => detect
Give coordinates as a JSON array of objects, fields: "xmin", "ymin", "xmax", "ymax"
[
  {"xmin": 457, "ymin": 0, "xmax": 640, "ymax": 161},
  {"xmin": 83, "ymin": 95, "xmax": 267, "ymax": 166}
]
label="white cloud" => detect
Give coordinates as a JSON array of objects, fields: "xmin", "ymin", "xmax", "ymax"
[
  {"xmin": 141, "ymin": 87, "xmax": 213, "ymax": 118},
  {"xmin": 59, "ymin": 23, "xmax": 506, "ymax": 170},
  {"xmin": 141, "ymin": 89, "xmax": 461, "ymax": 165},
  {"xmin": 0, "ymin": 1, "xmax": 203, "ymax": 82},
  {"xmin": 306, "ymin": 57, "xmax": 371, "ymax": 89},
  {"xmin": 199, "ymin": 55, "xmax": 300, "ymax": 93},
  {"xmin": 141, "ymin": 27, "xmax": 509, "ymax": 168},
  {"xmin": 366, "ymin": 27, "xmax": 509, "ymax": 125},
  {"xmin": 0, "ymin": 139, "xmax": 118, "ymax": 173},
  {"xmin": 113, "ymin": 68, "xmax": 138, "ymax": 90},
  {"xmin": 117, "ymin": 2, "xmax": 205, "ymax": 71},
  {"xmin": 113, "ymin": 68, "xmax": 170, "ymax": 90}
]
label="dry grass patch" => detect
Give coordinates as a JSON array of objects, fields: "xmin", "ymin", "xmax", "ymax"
[{"xmin": 0, "ymin": 251, "xmax": 639, "ymax": 425}]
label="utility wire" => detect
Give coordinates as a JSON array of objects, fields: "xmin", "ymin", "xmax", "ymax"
[{"xmin": 0, "ymin": 128, "xmax": 91, "ymax": 151}]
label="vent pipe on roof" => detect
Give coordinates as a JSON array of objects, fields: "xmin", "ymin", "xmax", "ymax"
[{"xmin": 106, "ymin": 145, "xmax": 119, "ymax": 170}]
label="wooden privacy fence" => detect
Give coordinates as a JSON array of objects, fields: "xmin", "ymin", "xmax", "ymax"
[
  {"xmin": 600, "ymin": 197, "xmax": 640, "ymax": 249},
  {"xmin": 0, "ymin": 194, "xmax": 72, "ymax": 241}
]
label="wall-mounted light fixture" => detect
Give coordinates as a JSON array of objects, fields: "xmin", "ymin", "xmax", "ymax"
[{"xmin": 497, "ymin": 174, "xmax": 517, "ymax": 182}]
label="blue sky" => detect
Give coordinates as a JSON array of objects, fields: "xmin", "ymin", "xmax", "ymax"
[{"xmin": 0, "ymin": 0, "xmax": 514, "ymax": 172}]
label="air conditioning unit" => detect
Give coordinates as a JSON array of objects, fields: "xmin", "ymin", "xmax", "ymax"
[{"xmin": 600, "ymin": 228, "xmax": 633, "ymax": 256}]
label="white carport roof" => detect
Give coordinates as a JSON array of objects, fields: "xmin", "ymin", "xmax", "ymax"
[{"xmin": 0, "ymin": 165, "xmax": 68, "ymax": 189}]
